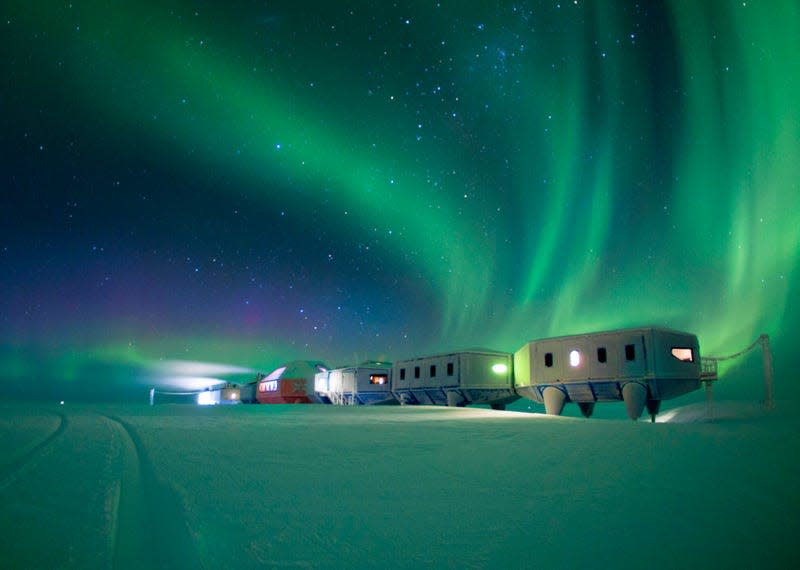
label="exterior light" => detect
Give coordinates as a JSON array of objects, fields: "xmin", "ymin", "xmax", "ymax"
[
  {"xmin": 491, "ymin": 363, "xmax": 508, "ymax": 374},
  {"xmin": 197, "ymin": 391, "xmax": 219, "ymax": 405}
]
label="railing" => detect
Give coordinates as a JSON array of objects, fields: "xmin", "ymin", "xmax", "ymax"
[
  {"xmin": 329, "ymin": 390, "xmax": 355, "ymax": 406},
  {"xmin": 704, "ymin": 334, "xmax": 774, "ymax": 411}
]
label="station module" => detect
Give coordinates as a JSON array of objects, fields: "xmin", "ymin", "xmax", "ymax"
[
  {"xmin": 392, "ymin": 350, "xmax": 518, "ymax": 410},
  {"xmin": 514, "ymin": 327, "xmax": 701, "ymax": 420}
]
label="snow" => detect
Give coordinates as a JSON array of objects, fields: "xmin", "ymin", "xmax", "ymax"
[{"xmin": 1, "ymin": 402, "xmax": 798, "ymax": 569}]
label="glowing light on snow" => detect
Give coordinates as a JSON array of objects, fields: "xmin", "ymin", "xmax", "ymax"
[
  {"xmin": 655, "ymin": 409, "xmax": 681, "ymax": 423},
  {"xmin": 569, "ymin": 350, "xmax": 582, "ymax": 367},
  {"xmin": 491, "ymin": 363, "xmax": 508, "ymax": 374}
]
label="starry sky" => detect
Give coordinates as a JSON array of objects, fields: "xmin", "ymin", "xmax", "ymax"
[{"xmin": 2, "ymin": 1, "xmax": 798, "ymax": 402}]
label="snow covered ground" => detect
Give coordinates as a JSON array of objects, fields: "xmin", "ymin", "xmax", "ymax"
[{"xmin": 1, "ymin": 401, "xmax": 798, "ymax": 569}]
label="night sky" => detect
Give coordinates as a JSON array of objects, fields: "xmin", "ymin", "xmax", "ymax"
[{"xmin": 2, "ymin": 1, "xmax": 798, "ymax": 402}]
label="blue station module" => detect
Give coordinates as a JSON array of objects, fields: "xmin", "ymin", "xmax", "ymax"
[{"xmin": 391, "ymin": 349, "xmax": 518, "ymax": 410}]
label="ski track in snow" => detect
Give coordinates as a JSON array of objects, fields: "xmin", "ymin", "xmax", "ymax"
[
  {"xmin": 100, "ymin": 414, "xmax": 203, "ymax": 570},
  {"xmin": 0, "ymin": 402, "xmax": 798, "ymax": 569},
  {"xmin": 0, "ymin": 407, "xmax": 120, "ymax": 567},
  {"xmin": 0, "ymin": 409, "xmax": 66, "ymax": 492}
]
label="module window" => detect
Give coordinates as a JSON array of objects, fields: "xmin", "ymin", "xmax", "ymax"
[
  {"xmin": 447, "ymin": 362, "xmax": 454, "ymax": 376},
  {"xmin": 369, "ymin": 374, "xmax": 388, "ymax": 385},
  {"xmin": 544, "ymin": 352, "xmax": 554, "ymax": 367},
  {"xmin": 625, "ymin": 344, "xmax": 636, "ymax": 361},
  {"xmin": 671, "ymin": 348, "xmax": 694, "ymax": 362},
  {"xmin": 597, "ymin": 347, "xmax": 607, "ymax": 363}
]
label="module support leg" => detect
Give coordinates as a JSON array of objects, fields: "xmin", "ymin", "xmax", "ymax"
[
  {"xmin": 704, "ymin": 380, "xmax": 714, "ymax": 422},
  {"xmin": 542, "ymin": 387, "xmax": 567, "ymax": 416},
  {"xmin": 646, "ymin": 399, "xmax": 661, "ymax": 423}
]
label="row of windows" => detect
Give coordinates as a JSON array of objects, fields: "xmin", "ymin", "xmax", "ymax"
[
  {"xmin": 398, "ymin": 362, "xmax": 455, "ymax": 380},
  {"xmin": 258, "ymin": 380, "xmax": 279, "ymax": 392},
  {"xmin": 544, "ymin": 346, "xmax": 694, "ymax": 368},
  {"xmin": 544, "ymin": 345, "xmax": 636, "ymax": 368}
]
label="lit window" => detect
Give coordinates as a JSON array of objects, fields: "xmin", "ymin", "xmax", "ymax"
[
  {"xmin": 447, "ymin": 362, "xmax": 454, "ymax": 376},
  {"xmin": 369, "ymin": 374, "xmax": 388, "ymax": 385},
  {"xmin": 492, "ymin": 363, "xmax": 508, "ymax": 374},
  {"xmin": 597, "ymin": 347, "xmax": 607, "ymax": 363},
  {"xmin": 625, "ymin": 344, "xmax": 636, "ymax": 361},
  {"xmin": 569, "ymin": 350, "xmax": 581, "ymax": 367},
  {"xmin": 430, "ymin": 365, "xmax": 436, "ymax": 377},
  {"xmin": 671, "ymin": 348, "xmax": 694, "ymax": 362},
  {"xmin": 544, "ymin": 353, "xmax": 553, "ymax": 367},
  {"xmin": 258, "ymin": 380, "xmax": 278, "ymax": 392}
]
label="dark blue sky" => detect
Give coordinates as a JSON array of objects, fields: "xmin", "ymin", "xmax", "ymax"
[{"xmin": 2, "ymin": 1, "xmax": 798, "ymax": 401}]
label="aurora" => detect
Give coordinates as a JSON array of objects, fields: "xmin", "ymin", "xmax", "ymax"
[{"xmin": 1, "ymin": 1, "xmax": 798, "ymax": 402}]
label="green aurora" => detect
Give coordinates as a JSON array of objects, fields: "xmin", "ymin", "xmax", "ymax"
[{"xmin": 1, "ymin": 1, "xmax": 798, "ymax": 401}]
